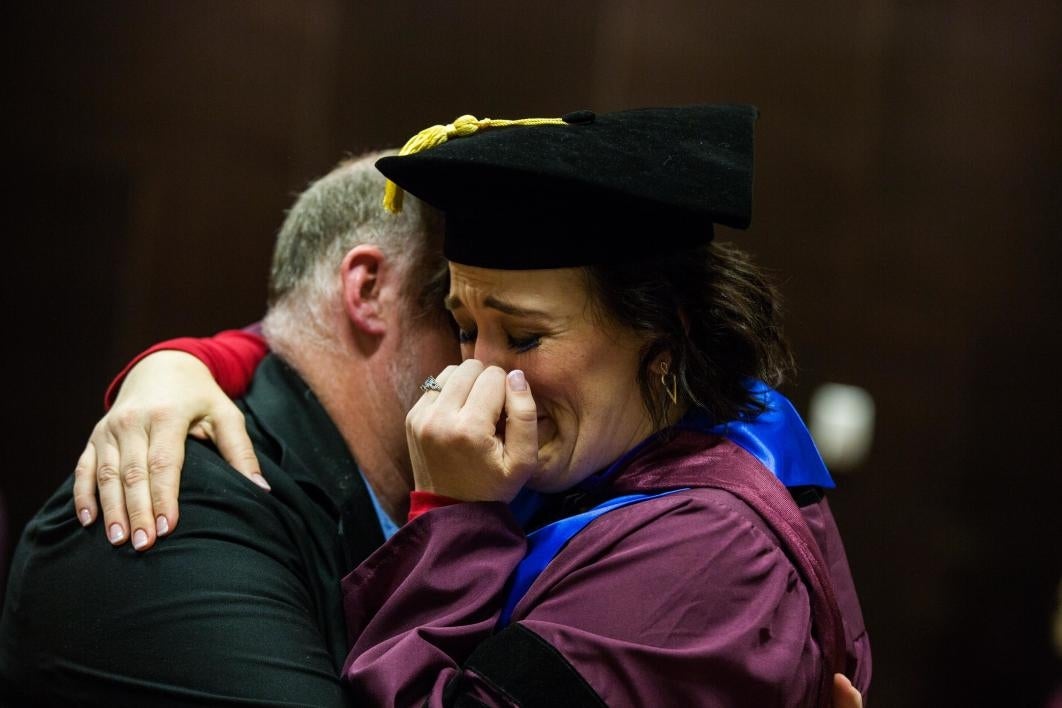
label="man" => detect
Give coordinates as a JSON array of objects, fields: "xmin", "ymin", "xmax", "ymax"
[{"xmin": 0, "ymin": 154, "xmax": 457, "ymax": 705}]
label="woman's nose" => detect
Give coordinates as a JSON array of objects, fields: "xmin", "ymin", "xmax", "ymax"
[{"xmin": 473, "ymin": 340, "xmax": 512, "ymax": 371}]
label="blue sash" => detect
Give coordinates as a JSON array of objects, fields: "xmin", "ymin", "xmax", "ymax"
[
  {"xmin": 498, "ymin": 382, "xmax": 831, "ymax": 628},
  {"xmin": 686, "ymin": 380, "xmax": 834, "ymax": 489},
  {"xmin": 497, "ymin": 490, "xmax": 687, "ymax": 628}
]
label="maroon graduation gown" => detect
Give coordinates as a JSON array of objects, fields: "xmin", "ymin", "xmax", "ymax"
[{"xmin": 341, "ymin": 433, "xmax": 871, "ymax": 707}]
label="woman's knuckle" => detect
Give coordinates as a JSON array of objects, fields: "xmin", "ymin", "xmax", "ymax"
[
  {"xmin": 89, "ymin": 428, "xmax": 111, "ymax": 448},
  {"xmin": 148, "ymin": 405, "xmax": 178, "ymax": 426},
  {"xmin": 453, "ymin": 425, "xmax": 481, "ymax": 447},
  {"xmin": 120, "ymin": 464, "xmax": 149, "ymax": 488},
  {"xmin": 147, "ymin": 449, "xmax": 176, "ymax": 472},
  {"xmin": 96, "ymin": 463, "xmax": 120, "ymax": 485},
  {"xmin": 114, "ymin": 408, "xmax": 143, "ymax": 431},
  {"xmin": 417, "ymin": 418, "xmax": 443, "ymax": 440}
]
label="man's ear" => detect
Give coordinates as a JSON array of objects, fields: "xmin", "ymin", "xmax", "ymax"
[{"xmin": 340, "ymin": 244, "xmax": 392, "ymax": 337}]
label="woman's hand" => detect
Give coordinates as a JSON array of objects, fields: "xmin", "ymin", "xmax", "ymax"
[
  {"xmin": 405, "ymin": 359, "xmax": 539, "ymax": 503},
  {"xmin": 73, "ymin": 351, "xmax": 266, "ymax": 551},
  {"xmin": 833, "ymin": 673, "xmax": 863, "ymax": 708}
]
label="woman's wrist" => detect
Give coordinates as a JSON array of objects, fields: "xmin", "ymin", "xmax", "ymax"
[{"xmin": 407, "ymin": 490, "xmax": 464, "ymax": 522}]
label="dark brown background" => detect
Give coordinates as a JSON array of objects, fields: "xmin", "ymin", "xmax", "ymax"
[{"xmin": 3, "ymin": 2, "xmax": 1060, "ymax": 705}]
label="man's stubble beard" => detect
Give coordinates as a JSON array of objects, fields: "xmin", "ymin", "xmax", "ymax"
[{"xmin": 387, "ymin": 317, "xmax": 441, "ymax": 419}]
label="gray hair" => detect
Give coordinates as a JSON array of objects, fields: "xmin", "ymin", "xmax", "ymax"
[{"xmin": 262, "ymin": 152, "xmax": 445, "ymax": 358}]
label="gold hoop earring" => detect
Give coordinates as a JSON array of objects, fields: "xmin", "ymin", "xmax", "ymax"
[{"xmin": 660, "ymin": 361, "xmax": 678, "ymax": 406}]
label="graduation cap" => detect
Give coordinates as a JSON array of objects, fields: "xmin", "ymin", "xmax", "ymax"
[{"xmin": 376, "ymin": 104, "xmax": 757, "ymax": 270}]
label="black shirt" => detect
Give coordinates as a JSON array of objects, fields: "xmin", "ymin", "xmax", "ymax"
[{"xmin": 0, "ymin": 355, "xmax": 384, "ymax": 706}]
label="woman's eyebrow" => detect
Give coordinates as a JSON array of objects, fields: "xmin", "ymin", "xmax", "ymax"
[
  {"xmin": 443, "ymin": 293, "xmax": 549, "ymax": 318},
  {"xmin": 483, "ymin": 295, "xmax": 549, "ymax": 318}
]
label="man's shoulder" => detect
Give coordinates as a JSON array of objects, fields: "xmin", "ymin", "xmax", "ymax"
[
  {"xmin": 179, "ymin": 434, "xmax": 276, "ymax": 496},
  {"xmin": 0, "ymin": 359, "xmax": 361, "ymax": 705},
  {"xmin": 0, "ymin": 446, "xmax": 350, "ymax": 706},
  {"xmin": 2, "ymin": 448, "xmax": 308, "ymax": 625}
]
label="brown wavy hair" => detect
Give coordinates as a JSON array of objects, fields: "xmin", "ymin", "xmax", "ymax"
[{"xmin": 585, "ymin": 241, "xmax": 796, "ymax": 430}]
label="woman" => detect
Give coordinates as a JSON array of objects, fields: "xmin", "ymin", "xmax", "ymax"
[{"xmin": 78, "ymin": 105, "xmax": 870, "ymax": 705}]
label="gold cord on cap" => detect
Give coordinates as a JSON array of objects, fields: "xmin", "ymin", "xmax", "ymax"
[{"xmin": 383, "ymin": 114, "xmax": 568, "ymax": 213}]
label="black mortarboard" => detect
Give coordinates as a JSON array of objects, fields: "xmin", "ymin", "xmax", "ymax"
[{"xmin": 376, "ymin": 104, "xmax": 757, "ymax": 270}]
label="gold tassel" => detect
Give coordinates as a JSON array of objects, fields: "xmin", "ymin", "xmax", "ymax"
[{"xmin": 383, "ymin": 114, "xmax": 568, "ymax": 213}]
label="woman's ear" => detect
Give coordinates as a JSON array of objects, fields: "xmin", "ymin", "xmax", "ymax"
[
  {"xmin": 649, "ymin": 350, "xmax": 671, "ymax": 376},
  {"xmin": 340, "ymin": 244, "xmax": 391, "ymax": 336},
  {"xmin": 651, "ymin": 351, "xmax": 679, "ymax": 406}
]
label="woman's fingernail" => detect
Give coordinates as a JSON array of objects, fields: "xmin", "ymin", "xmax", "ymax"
[
  {"xmin": 156, "ymin": 515, "xmax": 170, "ymax": 536},
  {"xmin": 108, "ymin": 524, "xmax": 125, "ymax": 544},
  {"xmin": 132, "ymin": 529, "xmax": 149, "ymax": 550},
  {"xmin": 78, "ymin": 508, "xmax": 92, "ymax": 526},
  {"xmin": 507, "ymin": 370, "xmax": 528, "ymax": 391},
  {"xmin": 251, "ymin": 473, "xmax": 272, "ymax": 491}
]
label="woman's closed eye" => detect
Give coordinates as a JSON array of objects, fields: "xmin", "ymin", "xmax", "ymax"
[
  {"xmin": 456, "ymin": 327, "xmax": 542, "ymax": 353},
  {"xmin": 507, "ymin": 333, "xmax": 542, "ymax": 353}
]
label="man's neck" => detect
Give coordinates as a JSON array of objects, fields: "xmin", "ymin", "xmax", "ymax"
[{"xmin": 282, "ymin": 347, "xmax": 412, "ymax": 525}]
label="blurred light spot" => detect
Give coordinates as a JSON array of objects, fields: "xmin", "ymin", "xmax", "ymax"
[{"xmin": 808, "ymin": 382, "xmax": 875, "ymax": 472}]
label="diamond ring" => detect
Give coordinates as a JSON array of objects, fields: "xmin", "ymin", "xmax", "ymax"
[{"xmin": 419, "ymin": 376, "xmax": 443, "ymax": 393}]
